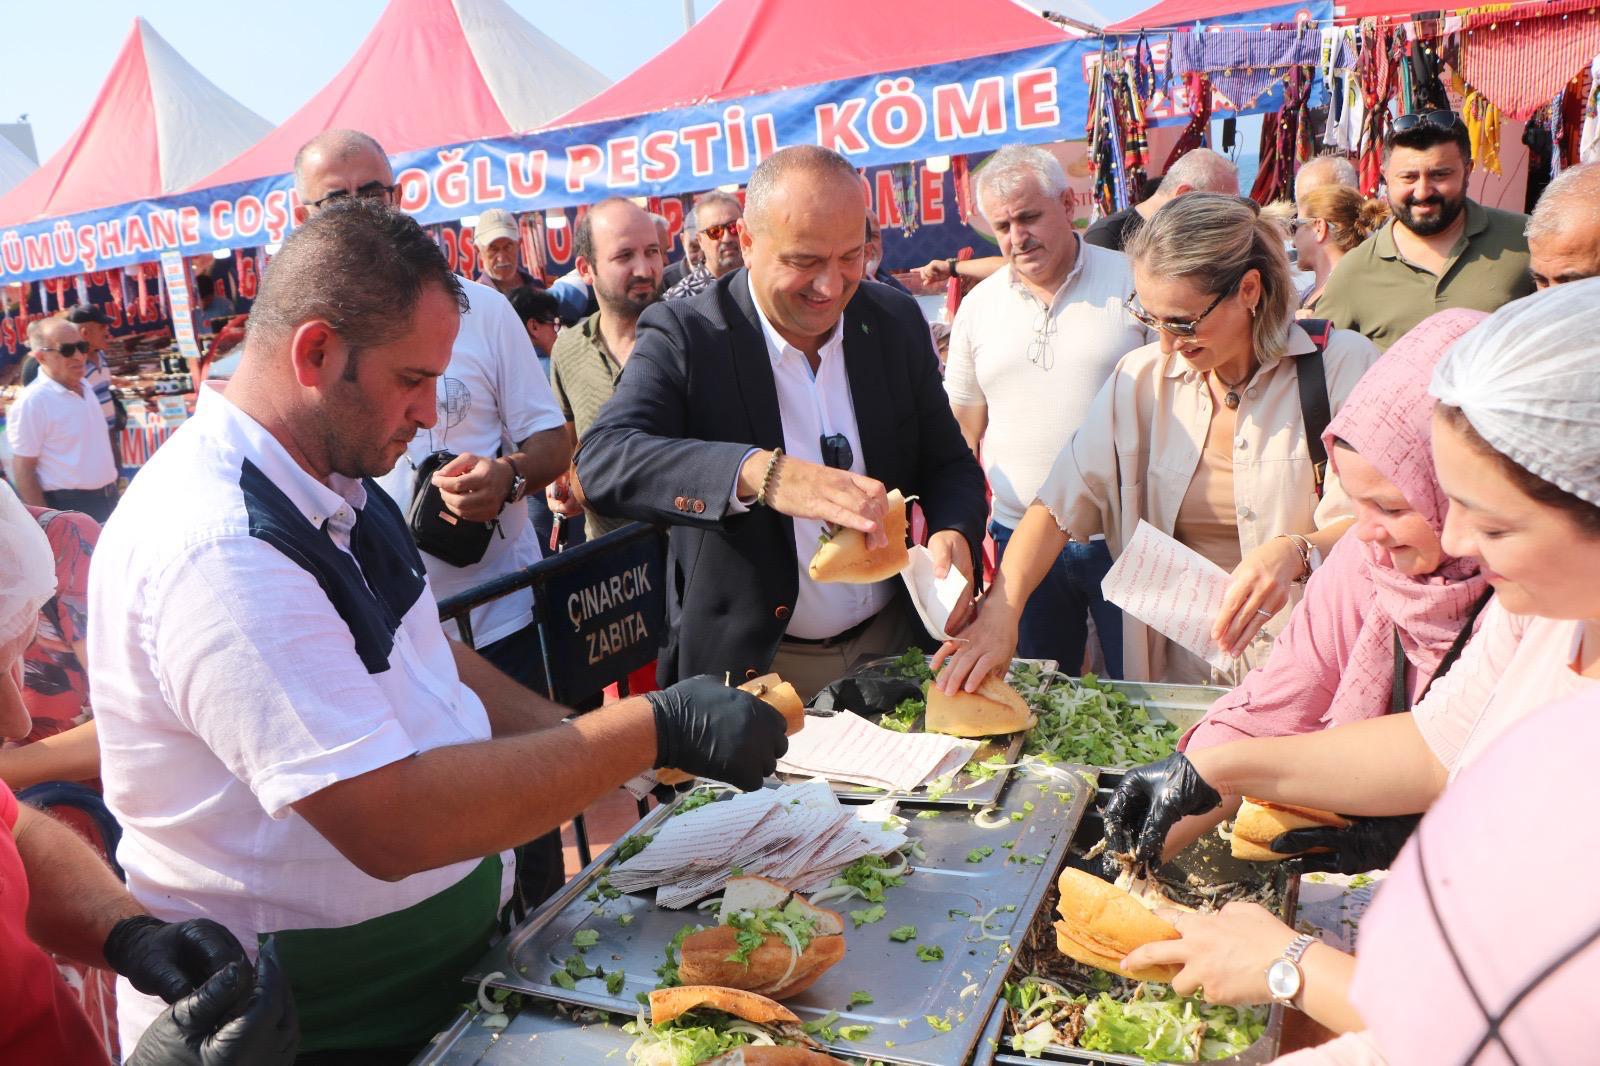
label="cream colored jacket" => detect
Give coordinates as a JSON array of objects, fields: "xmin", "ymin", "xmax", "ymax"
[{"xmin": 1036, "ymin": 322, "xmax": 1380, "ymax": 683}]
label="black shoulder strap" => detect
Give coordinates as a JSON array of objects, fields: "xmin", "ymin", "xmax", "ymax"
[
  {"xmin": 1296, "ymin": 318, "xmax": 1334, "ymax": 499},
  {"xmin": 1416, "ymin": 588, "xmax": 1495, "ymax": 704}
]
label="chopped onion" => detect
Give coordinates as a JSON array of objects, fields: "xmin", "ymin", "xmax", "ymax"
[
  {"xmin": 806, "ymin": 884, "xmax": 860, "ymax": 906},
  {"xmin": 973, "ymin": 806, "xmax": 1011, "ymax": 829},
  {"xmin": 960, "ymin": 982, "xmax": 981, "ymax": 999},
  {"xmin": 724, "ymin": 1023, "xmax": 778, "ymax": 1044},
  {"xmin": 476, "ymin": 971, "xmax": 507, "ymax": 1014},
  {"xmin": 697, "ymin": 897, "xmax": 724, "ymax": 910},
  {"xmin": 481, "ymin": 1013, "xmax": 511, "ymax": 1031},
  {"xmin": 773, "ymin": 921, "xmax": 804, "ymax": 990},
  {"xmin": 964, "ymin": 907, "xmax": 1009, "ymax": 943}
]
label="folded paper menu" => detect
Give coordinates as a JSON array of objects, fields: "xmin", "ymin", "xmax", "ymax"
[
  {"xmin": 607, "ymin": 779, "xmax": 908, "ymax": 908},
  {"xmin": 1100, "ymin": 520, "xmax": 1236, "ymax": 672},
  {"xmin": 775, "ymin": 710, "xmax": 979, "ymax": 792}
]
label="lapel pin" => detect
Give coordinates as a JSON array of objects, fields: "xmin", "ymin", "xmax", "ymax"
[{"xmin": 861, "ymin": 322, "xmax": 870, "ymax": 334}]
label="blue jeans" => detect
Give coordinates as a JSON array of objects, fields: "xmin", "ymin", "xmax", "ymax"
[{"xmin": 989, "ymin": 522, "xmax": 1123, "ymax": 678}]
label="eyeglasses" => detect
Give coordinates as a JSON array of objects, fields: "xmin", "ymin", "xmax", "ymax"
[
  {"xmin": 1289, "ymin": 217, "xmax": 1314, "ymax": 233},
  {"xmin": 1391, "ymin": 110, "xmax": 1460, "ymax": 134},
  {"xmin": 701, "ymin": 220, "xmax": 740, "ymax": 241},
  {"xmin": 307, "ymin": 181, "xmax": 399, "ymax": 210},
  {"xmin": 820, "ymin": 433, "xmax": 853, "ymax": 471},
  {"xmin": 1125, "ymin": 282, "xmax": 1235, "ymax": 339},
  {"xmin": 38, "ymin": 342, "xmax": 91, "ymax": 356},
  {"xmin": 1027, "ymin": 306, "xmax": 1057, "ymax": 371}
]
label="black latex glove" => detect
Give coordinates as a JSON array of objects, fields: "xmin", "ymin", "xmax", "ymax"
[
  {"xmin": 648, "ymin": 674, "xmax": 789, "ymax": 791},
  {"xmin": 1102, "ymin": 754, "xmax": 1224, "ymax": 868},
  {"xmin": 810, "ymin": 675, "xmax": 924, "ymax": 717},
  {"xmin": 126, "ymin": 939, "xmax": 298, "ymax": 1066},
  {"xmin": 104, "ymin": 915, "xmax": 249, "ymax": 1003},
  {"xmin": 1273, "ymin": 814, "xmax": 1422, "ymax": 875}
]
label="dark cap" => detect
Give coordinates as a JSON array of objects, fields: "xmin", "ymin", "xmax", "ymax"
[{"xmin": 65, "ymin": 304, "xmax": 111, "ymax": 326}]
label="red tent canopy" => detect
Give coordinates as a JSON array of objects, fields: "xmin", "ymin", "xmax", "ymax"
[
  {"xmin": 1107, "ymin": 0, "xmax": 1327, "ymax": 32},
  {"xmin": 0, "ymin": 19, "xmax": 268, "ymax": 226},
  {"xmin": 191, "ymin": 0, "xmax": 608, "ymax": 191},
  {"xmin": 552, "ymin": 0, "xmax": 1088, "ymax": 128}
]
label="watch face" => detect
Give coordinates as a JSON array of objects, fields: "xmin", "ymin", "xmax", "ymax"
[{"xmin": 1266, "ymin": 958, "xmax": 1301, "ymax": 1000}]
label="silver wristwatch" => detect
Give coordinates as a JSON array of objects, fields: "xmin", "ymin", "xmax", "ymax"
[{"xmin": 1266, "ymin": 933, "xmax": 1317, "ymax": 1006}]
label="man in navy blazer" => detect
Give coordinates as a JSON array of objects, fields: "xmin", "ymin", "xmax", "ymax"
[{"xmin": 577, "ymin": 146, "xmax": 987, "ymax": 697}]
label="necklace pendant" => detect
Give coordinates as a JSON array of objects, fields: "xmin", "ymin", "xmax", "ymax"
[{"xmin": 1224, "ymin": 390, "xmax": 1241, "ymax": 410}]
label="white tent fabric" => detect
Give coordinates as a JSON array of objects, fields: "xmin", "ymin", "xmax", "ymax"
[
  {"xmin": 140, "ymin": 19, "xmax": 274, "ymax": 194},
  {"xmin": 454, "ymin": 0, "xmax": 611, "ymax": 131}
]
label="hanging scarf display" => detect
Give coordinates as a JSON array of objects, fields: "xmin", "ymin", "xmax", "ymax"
[
  {"xmin": 1556, "ymin": 67, "xmax": 1591, "ymax": 167},
  {"xmin": 1356, "ymin": 24, "xmax": 1397, "ymax": 196},
  {"xmin": 1404, "ymin": 28, "xmax": 1452, "ymax": 113},
  {"xmin": 1462, "ymin": 90, "xmax": 1503, "ymax": 174},
  {"xmin": 1583, "ymin": 54, "xmax": 1600, "ymax": 164},
  {"xmin": 889, "ymin": 163, "xmax": 919, "ymax": 236},
  {"xmin": 1522, "ymin": 110, "xmax": 1555, "ymax": 212},
  {"xmin": 950, "ymin": 155, "xmax": 975, "ymax": 225},
  {"xmin": 1251, "ymin": 48, "xmax": 1317, "ymax": 203},
  {"xmin": 1460, "ymin": 0, "xmax": 1600, "ymax": 122},
  {"xmin": 1166, "ymin": 72, "xmax": 1214, "ymax": 169},
  {"xmin": 1172, "ymin": 27, "xmax": 1321, "ymax": 112},
  {"xmin": 1087, "ymin": 45, "xmax": 1149, "ymax": 219},
  {"xmin": 1323, "ymin": 27, "xmax": 1365, "ymax": 153}
]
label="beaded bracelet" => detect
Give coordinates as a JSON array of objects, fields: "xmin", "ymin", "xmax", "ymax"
[{"xmin": 756, "ymin": 447, "xmax": 784, "ymax": 507}]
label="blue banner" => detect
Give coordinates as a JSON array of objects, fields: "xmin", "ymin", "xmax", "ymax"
[{"xmin": 0, "ymin": 38, "xmax": 1099, "ymax": 286}]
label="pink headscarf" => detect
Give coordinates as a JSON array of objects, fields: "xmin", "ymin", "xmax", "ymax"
[
  {"xmin": 1318, "ymin": 309, "xmax": 1491, "ymax": 721},
  {"xmin": 1350, "ymin": 690, "xmax": 1600, "ymax": 1062}
]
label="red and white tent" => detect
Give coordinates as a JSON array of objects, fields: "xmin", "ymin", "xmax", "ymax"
[
  {"xmin": 550, "ymin": 0, "xmax": 1099, "ymax": 128},
  {"xmin": 191, "ymin": 0, "xmax": 609, "ymax": 191},
  {"xmin": 0, "ymin": 19, "xmax": 269, "ymax": 226}
]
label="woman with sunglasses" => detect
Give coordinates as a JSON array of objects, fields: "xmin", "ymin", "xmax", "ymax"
[
  {"xmin": 937, "ymin": 194, "xmax": 1379, "ymax": 690},
  {"xmin": 1293, "ymin": 187, "xmax": 1390, "ymax": 315}
]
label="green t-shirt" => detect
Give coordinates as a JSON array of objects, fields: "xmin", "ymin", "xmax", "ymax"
[
  {"xmin": 550, "ymin": 312, "xmax": 629, "ymax": 538},
  {"xmin": 1317, "ymin": 199, "xmax": 1533, "ymax": 350}
]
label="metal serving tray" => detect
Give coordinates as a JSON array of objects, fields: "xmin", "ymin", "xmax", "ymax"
[
  {"xmin": 412, "ymin": 1003, "xmax": 633, "ymax": 1064},
  {"xmin": 1050, "ymin": 677, "xmax": 1231, "ymax": 800},
  {"xmin": 775, "ymin": 655, "xmax": 1058, "ymax": 809},
  {"xmin": 974, "ymin": 803, "xmax": 1300, "ymax": 1066},
  {"xmin": 467, "ymin": 765, "xmax": 1094, "ymax": 1066}
]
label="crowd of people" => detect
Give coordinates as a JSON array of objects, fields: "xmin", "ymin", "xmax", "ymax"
[{"xmin": 2, "ymin": 104, "xmax": 1599, "ymax": 1065}]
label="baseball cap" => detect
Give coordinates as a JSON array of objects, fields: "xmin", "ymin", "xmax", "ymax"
[
  {"xmin": 474, "ymin": 208, "xmax": 520, "ymax": 247},
  {"xmin": 65, "ymin": 304, "xmax": 110, "ymax": 326}
]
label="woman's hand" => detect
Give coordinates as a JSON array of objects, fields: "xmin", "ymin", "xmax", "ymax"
[
  {"xmin": 1212, "ymin": 537, "xmax": 1302, "ymax": 657},
  {"xmin": 931, "ymin": 594, "xmax": 1019, "ymax": 695},
  {"xmin": 1121, "ymin": 902, "xmax": 1301, "ymax": 1005}
]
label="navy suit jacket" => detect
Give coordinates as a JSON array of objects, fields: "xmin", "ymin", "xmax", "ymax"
[{"xmin": 576, "ymin": 269, "xmax": 987, "ymax": 685}]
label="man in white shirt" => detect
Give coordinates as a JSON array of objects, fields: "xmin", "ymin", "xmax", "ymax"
[
  {"xmin": 945, "ymin": 145, "xmax": 1150, "ymax": 677},
  {"xmin": 292, "ymin": 129, "xmax": 572, "ymax": 693},
  {"xmin": 64, "ymin": 303, "xmax": 122, "ymax": 465},
  {"xmin": 6, "ymin": 317, "xmax": 119, "ymax": 522},
  {"xmin": 89, "ymin": 198, "xmax": 789, "ymax": 1061}
]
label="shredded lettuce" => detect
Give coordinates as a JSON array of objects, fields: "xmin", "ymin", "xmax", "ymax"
[
  {"xmin": 1023, "ymin": 673, "xmax": 1181, "ymax": 769},
  {"xmin": 886, "ymin": 648, "xmax": 934, "ymax": 683},
  {"xmin": 828, "ymin": 854, "xmax": 906, "ymax": 903},
  {"xmin": 1003, "ymin": 980, "xmax": 1265, "ymax": 1063},
  {"xmin": 623, "ymin": 1009, "xmax": 765, "ymax": 1066}
]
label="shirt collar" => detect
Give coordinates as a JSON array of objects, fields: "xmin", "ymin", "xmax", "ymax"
[
  {"xmin": 197, "ymin": 384, "xmax": 366, "ymax": 531},
  {"xmin": 1160, "ymin": 322, "xmax": 1315, "ymax": 379},
  {"xmin": 1374, "ymin": 198, "xmax": 1486, "ymax": 261},
  {"xmin": 1006, "ymin": 232, "xmax": 1087, "ymax": 303},
  {"xmin": 35, "ymin": 371, "xmax": 82, "ymax": 398},
  {"xmin": 745, "ymin": 273, "xmax": 845, "ymax": 368}
]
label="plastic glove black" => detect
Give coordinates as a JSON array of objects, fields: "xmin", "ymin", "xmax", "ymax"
[
  {"xmin": 648, "ymin": 674, "xmax": 789, "ymax": 791},
  {"xmin": 103, "ymin": 915, "xmax": 249, "ymax": 1003},
  {"xmin": 1273, "ymin": 814, "xmax": 1421, "ymax": 875},
  {"xmin": 1102, "ymin": 754, "xmax": 1224, "ymax": 868},
  {"xmin": 126, "ymin": 938, "xmax": 298, "ymax": 1066}
]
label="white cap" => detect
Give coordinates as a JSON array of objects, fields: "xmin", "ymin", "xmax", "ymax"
[
  {"xmin": 473, "ymin": 208, "xmax": 520, "ymax": 247},
  {"xmin": 1431, "ymin": 278, "xmax": 1600, "ymax": 507}
]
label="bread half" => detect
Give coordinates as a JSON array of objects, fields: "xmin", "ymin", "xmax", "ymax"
[
  {"xmin": 657, "ymin": 675, "xmax": 806, "ymax": 786},
  {"xmin": 925, "ymin": 675, "xmax": 1035, "ymax": 737},
  {"xmin": 648, "ymin": 985, "xmax": 799, "ymax": 1026},
  {"xmin": 678, "ymin": 877, "xmax": 846, "ymax": 1000},
  {"xmin": 703, "ymin": 1048, "xmax": 848, "ymax": 1065},
  {"xmin": 1231, "ymin": 798, "xmax": 1350, "ymax": 862},
  {"xmin": 1054, "ymin": 867, "xmax": 1181, "ymax": 982},
  {"xmin": 807, "ymin": 489, "xmax": 910, "ymax": 584}
]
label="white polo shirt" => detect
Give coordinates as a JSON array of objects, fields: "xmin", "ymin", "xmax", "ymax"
[
  {"xmin": 944, "ymin": 239, "xmax": 1149, "ymax": 528},
  {"xmin": 90, "ymin": 385, "xmax": 512, "ymax": 1045},
  {"xmin": 4, "ymin": 371, "xmax": 118, "ymax": 490},
  {"xmin": 376, "ymin": 278, "xmax": 566, "ymax": 646}
]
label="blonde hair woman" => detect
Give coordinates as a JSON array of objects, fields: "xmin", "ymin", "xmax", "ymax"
[
  {"xmin": 937, "ymin": 194, "xmax": 1380, "ymax": 689},
  {"xmin": 1293, "ymin": 186, "xmax": 1389, "ymax": 313}
]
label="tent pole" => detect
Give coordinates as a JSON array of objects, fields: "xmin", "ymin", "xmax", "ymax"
[{"xmin": 682, "ymin": 0, "xmax": 695, "ymax": 30}]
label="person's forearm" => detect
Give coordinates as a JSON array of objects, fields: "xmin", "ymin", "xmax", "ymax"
[
  {"xmin": 449, "ymin": 641, "xmax": 568, "ymax": 735},
  {"xmin": 296, "ymin": 699, "xmax": 658, "ymax": 881},
  {"xmin": 510, "ymin": 427, "xmax": 573, "ymax": 494},
  {"xmin": 1187, "ymin": 715, "xmax": 1448, "ymax": 816},
  {"xmin": 1297, "ymin": 942, "xmax": 1364, "ymax": 1033},
  {"xmin": 992, "ymin": 503, "xmax": 1072, "ymax": 614},
  {"xmin": 0, "ymin": 721, "xmax": 100, "ymax": 789},
  {"xmin": 15, "ymin": 805, "xmax": 143, "ymax": 967},
  {"xmin": 11, "ymin": 461, "xmax": 45, "ymax": 506}
]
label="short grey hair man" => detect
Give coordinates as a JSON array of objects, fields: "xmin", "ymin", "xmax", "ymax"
[
  {"xmin": 1295, "ymin": 154, "xmax": 1360, "ymax": 206},
  {"xmin": 974, "ymin": 145, "xmax": 1069, "ymax": 218},
  {"xmin": 1525, "ymin": 163, "xmax": 1600, "ymax": 289}
]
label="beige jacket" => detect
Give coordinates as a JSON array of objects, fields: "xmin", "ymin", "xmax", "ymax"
[{"xmin": 1037, "ymin": 322, "xmax": 1380, "ymax": 683}]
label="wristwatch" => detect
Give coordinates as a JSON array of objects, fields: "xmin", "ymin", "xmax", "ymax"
[
  {"xmin": 502, "ymin": 461, "xmax": 528, "ymax": 506},
  {"xmin": 946, "ymin": 257, "xmax": 959, "ymax": 277},
  {"xmin": 1266, "ymin": 933, "xmax": 1317, "ymax": 1006}
]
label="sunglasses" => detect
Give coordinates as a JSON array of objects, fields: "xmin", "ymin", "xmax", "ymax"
[
  {"xmin": 39, "ymin": 341, "xmax": 92, "ymax": 356},
  {"xmin": 701, "ymin": 220, "xmax": 740, "ymax": 241},
  {"xmin": 820, "ymin": 433, "xmax": 853, "ymax": 471},
  {"xmin": 1391, "ymin": 110, "xmax": 1460, "ymax": 134},
  {"xmin": 307, "ymin": 181, "xmax": 399, "ymax": 210},
  {"xmin": 1125, "ymin": 282, "xmax": 1235, "ymax": 339}
]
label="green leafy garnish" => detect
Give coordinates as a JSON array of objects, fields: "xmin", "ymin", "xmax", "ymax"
[
  {"xmin": 1023, "ymin": 673, "xmax": 1181, "ymax": 769},
  {"xmin": 889, "ymin": 925, "xmax": 917, "ymax": 942},
  {"xmin": 838, "ymin": 1024, "xmax": 873, "ymax": 1040},
  {"xmin": 966, "ymin": 846, "xmax": 995, "ymax": 863},
  {"xmin": 926, "ymin": 1015, "xmax": 953, "ymax": 1032},
  {"xmin": 551, "ymin": 970, "xmax": 576, "ymax": 990},
  {"xmin": 886, "ymin": 647, "xmax": 934, "ymax": 683},
  {"xmin": 850, "ymin": 903, "xmax": 886, "ymax": 928},
  {"xmin": 672, "ymin": 790, "xmax": 717, "ymax": 816},
  {"xmin": 829, "ymin": 854, "xmax": 906, "ymax": 903},
  {"xmin": 880, "ymin": 694, "xmax": 924, "ymax": 733},
  {"xmin": 916, "ymin": 944, "xmax": 944, "ymax": 962},
  {"xmin": 654, "ymin": 924, "xmax": 697, "ymax": 988},
  {"xmin": 617, "ymin": 913, "xmax": 634, "ymax": 927},
  {"xmin": 849, "ymin": 990, "xmax": 874, "ymax": 1007},
  {"xmin": 1349, "ymin": 873, "xmax": 1375, "ymax": 890},
  {"xmin": 572, "ymin": 929, "xmax": 600, "ymax": 950},
  {"xmin": 605, "ymin": 970, "xmax": 625, "ymax": 995},
  {"xmin": 616, "ymin": 833, "xmax": 654, "ymax": 862}
]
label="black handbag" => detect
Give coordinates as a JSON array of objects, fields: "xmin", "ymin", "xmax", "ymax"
[{"xmin": 405, "ymin": 450, "xmax": 500, "ymax": 567}]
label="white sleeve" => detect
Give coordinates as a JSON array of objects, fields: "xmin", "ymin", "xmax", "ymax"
[
  {"xmin": 5, "ymin": 392, "xmax": 43, "ymax": 457},
  {"xmin": 149, "ymin": 537, "xmax": 421, "ymax": 818},
  {"xmin": 485, "ymin": 289, "xmax": 566, "ymax": 445},
  {"xmin": 942, "ymin": 298, "xmax": 985, "ymax": 408},
  {"xmin": 1409, "ymin": 599, "xmax": 1522, "ymax": 774}
]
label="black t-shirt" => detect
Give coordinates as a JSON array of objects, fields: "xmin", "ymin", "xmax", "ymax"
[{"xmin": 1084, "ymin": 205, "xmax": 1145, "ymax": 252}]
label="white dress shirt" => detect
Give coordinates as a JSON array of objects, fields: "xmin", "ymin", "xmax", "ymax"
[
  {"xmin": 731, "ymin": 277, "xmax": 894, "ymax": 640},
  {"xmin": 4, "ymin": 370, "xmax": 118, "ymax": 490}
]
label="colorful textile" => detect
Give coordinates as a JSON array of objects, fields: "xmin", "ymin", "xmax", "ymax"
[
  {"xmin": 17, "ymin": 508, "xmax": 98, "ymax": 752},
  {"xmin": 1460, "ymin": 0, "xmax": 1600, "ymax": 121},
  {"xmin": 1462, "ymin": 91, "xmax": 1503, "ymax": 174},
  {"xmin": 1172, "ymin": 27, "xmax": 1320, "ymax": 110}
]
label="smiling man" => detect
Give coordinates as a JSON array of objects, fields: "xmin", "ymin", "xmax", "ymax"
[
  {"xmin": 577, "ymin": 145, "xmax": 988, "ymax": 698},
  {"xmin": 1317, "ymin": 111, "xmax": 1533, "ymax": 349}
]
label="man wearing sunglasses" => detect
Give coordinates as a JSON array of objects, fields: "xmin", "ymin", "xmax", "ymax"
[
  {"xmin": 663, "ymin": 191, "xmax": 745, "ymax": 300},
  {"xmin": 6, "ymin": 317, "xmax": 119, "ymax": 522},
  {"xmin": 1316, "ymin": 110, "xmax": 1533, "ymax": 350},
  {"xmin": 578, "ymin": 146, "xmax": 988, "ymax": 699}
]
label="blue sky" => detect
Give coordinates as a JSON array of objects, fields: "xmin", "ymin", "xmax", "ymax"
[{"xmin": 4, "ymin": 0, "xmax": 1148, "ymax": 161}]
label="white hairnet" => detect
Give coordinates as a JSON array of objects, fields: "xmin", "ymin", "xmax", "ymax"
[
  {"xmin": 1430, "ymin": 278, "xmax": 1600, "ymax": 507},
  {"xmin": 0, "ymin": 479, "xmax": 55, "ymax": 668}
]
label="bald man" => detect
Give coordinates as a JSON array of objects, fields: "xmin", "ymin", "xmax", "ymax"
[
  {"xmin": 1294, "ymin": 153, "xmax": 1360, "ymax": 208},
  {"xmin": 577, "ymin": 146, "xmax": 987, "ymax": 698},
  {"xmin": 1526, "ymin": 163, "xmax": 1600, "ymax": 289}
]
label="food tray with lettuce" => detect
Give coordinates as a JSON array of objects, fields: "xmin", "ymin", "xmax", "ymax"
[
  {"xmin": 974, "ymin": 802, "xmax": 1298, "ymax": 1066},
  {"xmin": 466, "ymin": 764, "xmax": 1094, "ymax": 1066}
]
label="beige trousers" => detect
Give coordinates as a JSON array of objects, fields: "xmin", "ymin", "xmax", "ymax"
[{"xmin": 768, "ymin": 607, "xmax": 921, "ymax": 703}]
